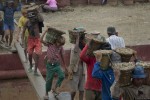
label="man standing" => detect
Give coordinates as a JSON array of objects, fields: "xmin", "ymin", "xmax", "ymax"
[
  {"xmin": 22, "ymin": 8, "xmax": 43, "ymax": 76},
  {"xmin": 68, "ymin": 32, "xmax": 86, "ymax": 100},
  {"xmin": 0, "ymin": 0, "xmax": 21, "ymax": 48},
  {"xmin": 106, "ymin": 26, "xmax": 125, "ymax": 50},
  {"xmin": 106, "ymin": 26, "xmax": 125, "ymax": 63}
]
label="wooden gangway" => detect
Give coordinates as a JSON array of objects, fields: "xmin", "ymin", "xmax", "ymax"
[{"xmin": 15, "ymin": 42, "xmax": 46, "ymax": 100}]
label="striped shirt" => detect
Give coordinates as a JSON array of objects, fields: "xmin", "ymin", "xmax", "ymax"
[
  {"xmin": 47, "ymin": 44, "xmax": 64, "ymax": 64},
  {"xmin": 106, "ymin": 35, "xmax": 125, "ymax": 50}
]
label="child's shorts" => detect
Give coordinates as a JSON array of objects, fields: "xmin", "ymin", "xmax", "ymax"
[
  {"xmin": 3, "ymin": 23, "xmax": 15, "ymax": 31},
  {"xmin": 27, "ymin": 37, "xmax": 42, "ymax": 55}
]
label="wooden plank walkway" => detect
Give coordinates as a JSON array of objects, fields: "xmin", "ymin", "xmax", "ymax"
[{"xmin": 15, "ymin": 42, "xmax": 46, "ymax": 100}]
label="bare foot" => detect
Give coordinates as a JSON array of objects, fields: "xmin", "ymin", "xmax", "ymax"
[{"xmin": 43, "ymin": 95, "xmax": 49, "ymax": 100}]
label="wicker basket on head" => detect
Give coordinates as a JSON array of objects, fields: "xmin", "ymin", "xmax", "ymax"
[
  {"xmin": 115, "ymin": 48, "xmax": 134, "ymax": 62},
  {"xmin": 68, "ymin": 27, "xmax": 86, "ymax": 44},
  {"xmin": 136, "ymin": 61, "xmax": 150, "ymax": 86},
  {"xmin": 85, "ymin": 31, "xmax": 101, "ymax": 43},
  {"xmin": 88, "ymin": 35, "xmax": 106, "ymax": 49},
  {"xmin": 86, "ymin": 35, "xmax": 106, "ymax": 56},
  {"xmin": 26, "ymin": 6, "xmax": 39, "ymax": 22},
  {"xmin": 94, "ymin": 50, "xmax": 113, "ymax": 70},
  {"xmin": 113, "ymin": 62, "xmax": 135, "ymax": 87},
  {"xmin": 45, "ymin": 27, "xmax": 66, "ymax": 44}
]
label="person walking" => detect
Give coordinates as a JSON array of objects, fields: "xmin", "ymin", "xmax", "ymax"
[
  {"xmin": 0, "ymin": 0, "xmax": 21, "ymax": 48},
  {"xmin": 40, "ymin": 28, "xmax": 68, "ymax": 100},
  {"xmin": 68, "ymin": 32, "xmax": 86, "ymax": 100}
]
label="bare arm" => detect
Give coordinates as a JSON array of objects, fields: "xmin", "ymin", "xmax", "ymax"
[
  {"xmin": 15, "ymin": 2, "xmax": 22, "ymax": 11},
  {"xmin": 74, "ymin": 33, "xmax": 80, "ymax": 52},
  {"xmin": 40, "ymin": 28, "xmax": 48, "ymax": 46},
  {"xmin": 22, "ymin": 20, "xmax": 28, "ymax": 43},
  {"xmin": 60, "ymin": 47, "xmax": 68, "ymax": 73},
  {"xmin": 110, "ymin": 69, "xmax": 123, "ymax": 99},
  {"xmin": 16, "ymin": 27, "xmax": 21, "ymax": 41}
]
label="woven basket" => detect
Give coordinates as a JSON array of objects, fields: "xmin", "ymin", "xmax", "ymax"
[
  {"xmin": 68, "ymin": 30, "xmax": 76, "ymax": 44},
  {"xmin": 120, "ymin": 54, "xmax": 133, "ymax": 62},
  {"xmin": 85, "ymin": 33, "xmax": 100, "ymax": 43},
  {"xmin": 68, "ymin": 29, "xmax": 86, "ymax": 44},
  {"xmin": 45, "ymin": 27, "xmax": 66, "ymax": 43},
  {"xmin": 115, "ymin": 48, "xmax": 134, "ymax": 62},
  {"xmin": 86, "ymin": 35, "xmax": 106, "ymax": 56},
  {"xmin": 94, "ymin": 50, "xmax": 112, "ymax": 70},
  {"xmin": 113, "ymin": 62, "xmax": 135, "ymax": 86},
  {"xmin": 89, "ymin": 37, "xmax": 106, "ymax": 49},
  {"xmin": 136, "ymin": 61, "xmax": 150, "ymax": 86}
]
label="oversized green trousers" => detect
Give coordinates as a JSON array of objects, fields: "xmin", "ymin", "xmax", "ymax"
[{"xmin": 46, "ymin": 63, "xmax": 65, "ymax": 93}]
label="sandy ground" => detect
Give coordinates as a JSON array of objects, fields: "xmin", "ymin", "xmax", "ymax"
[
  {"xmin": 0, "ymin": 3, "xmax": 150, "ymax": 100},
  {"xmin": 38, "ymin": 3, "xmax": 150, "ymax": 48},
  {"xmin": 1, "ymin": 3, "xmax": 150, "ymax": 51}
]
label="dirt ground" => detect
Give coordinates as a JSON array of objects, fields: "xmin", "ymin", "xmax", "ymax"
[
  {"xmin": 38, "ymin": 3, "xmax": 150, "ymax": 48},
  {"xmin": 0, "ymin": 2, "xmax": 150, "ymax": 100},
  {"xmin": 1, "ymin": 3, "xmax": 150, "ymax": 50},
  {"xmin": 10, "ymin": 2, "xmax": 149, "ymax": 49}
]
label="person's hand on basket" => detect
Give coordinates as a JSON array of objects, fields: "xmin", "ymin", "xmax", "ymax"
[
  {"xmin": 132, "ymin": 50, "xmax": 141, "ymax": 64},
  {"xmin": 74, "ymin": 33, "xmax": 80, "ymax": 52},
  {"xmin": 113, "ymin": 68, "xmax": 120, "ymax": 82},
  {"xmin": 94, "ymin": 51, "xmax": 102, "ymax": 62},
  {"xmin": 67, "ymin": 67, "xmax": 73, "ymax": 80}
]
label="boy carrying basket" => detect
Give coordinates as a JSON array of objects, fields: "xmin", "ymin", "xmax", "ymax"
[{"xmin": 40, "ymin": 27, "xmax": 68, "ymax": 100}]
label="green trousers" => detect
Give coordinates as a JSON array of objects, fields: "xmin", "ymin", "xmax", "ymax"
[{"xmin": 46, "ymin": 63, "xmax": 65, "ymax": 93}]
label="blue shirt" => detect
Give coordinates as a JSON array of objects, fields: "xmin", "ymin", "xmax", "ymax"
[
  {"xmin": 92, "ymin": 62, "xmax": 115, "ymax": 100},
  {"xmin": 0, "ymin": 2, "xmax": 21, "ymax": 25}
]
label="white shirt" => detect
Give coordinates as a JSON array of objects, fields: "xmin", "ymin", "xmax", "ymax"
[{"xmin": 106, "ymin": 35, "xmax": 125, "ymax": 50}]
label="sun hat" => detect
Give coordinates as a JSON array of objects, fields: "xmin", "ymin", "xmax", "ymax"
[{"xmin": 132, "ymin": 65, "xmax": 146, "ymax": 78}]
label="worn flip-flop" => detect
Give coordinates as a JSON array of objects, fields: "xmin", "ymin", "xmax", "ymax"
[{"xmin": 43, "ymin": 96, "xmax": 49, "ymax": 100}]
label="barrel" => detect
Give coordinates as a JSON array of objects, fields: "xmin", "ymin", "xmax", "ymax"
[
  {"xmin": 89, "ymin": 0, "xmax": 102, "ymax": 5},
  {"xmin": 70, "ymin": 0, "xmax": 88, "ymax": 6},
  {"xmin": 107, "ymin": 0, "xmax": 118, "ymax": 6},
  {"xmin": 122, "ymin": 0, "xmax": 134, "ymax": 5},
  {"xmin": 57, "ymin": 0, "xmax": 71, "ymax": 7}
]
